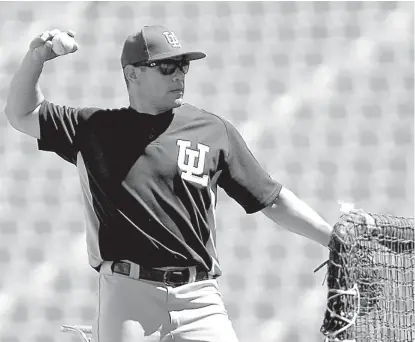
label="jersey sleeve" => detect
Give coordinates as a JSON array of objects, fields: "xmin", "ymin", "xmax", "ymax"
[
  {"xmin": 37, "ymin": 100, "xmax": 97, "ymax": 164},
  {"xmin": 218, "ymin": 120, "xmax": 282, "ymax": 214}
]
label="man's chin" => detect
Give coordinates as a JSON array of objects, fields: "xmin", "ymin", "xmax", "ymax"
[{"xmin": 173, "ymin": 98, "xmax": 184, "ymax": 106}]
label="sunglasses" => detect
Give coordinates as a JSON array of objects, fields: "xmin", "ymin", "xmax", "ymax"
[{"xmin": 134, "ymin": 59, "xmax": 190, "ymax": 75}]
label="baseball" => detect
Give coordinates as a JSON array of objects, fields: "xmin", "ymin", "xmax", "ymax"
[{"xmin": 52, "ymin": 32, "xmax": 76, "ymax": 55}]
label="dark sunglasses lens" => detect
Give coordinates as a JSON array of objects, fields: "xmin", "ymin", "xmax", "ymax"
[
  {"xmin": 158, "ymin": 60, "xmax": 190, "ymax": 75},
  {"xmin": 180, "ymin": 63, "xmax": 190, "ymax": 74},
  {"xmin": 159, "ymin": 63, "xmax": 176, "ymax": 75}
]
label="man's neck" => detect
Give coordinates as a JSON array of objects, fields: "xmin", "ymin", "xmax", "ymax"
[{"xmin": 129, "ymin": 96, "xmax": 167, "ymax": 115}]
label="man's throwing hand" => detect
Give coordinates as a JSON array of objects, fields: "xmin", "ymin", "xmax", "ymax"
[{"xmin": 29, "ymin": 29, "xmax": 78, "ymax": 62}]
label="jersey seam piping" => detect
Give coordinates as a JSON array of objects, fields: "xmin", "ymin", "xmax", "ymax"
[{"xmin": 189, "ymin": 105, "xmax": 231, "ymax": 163}]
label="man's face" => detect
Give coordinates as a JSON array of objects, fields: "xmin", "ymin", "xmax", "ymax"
[{"xmin": 135, "ymin": 56, "xmax": 188, "ymax": 112}]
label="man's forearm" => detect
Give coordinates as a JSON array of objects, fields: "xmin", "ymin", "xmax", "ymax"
[
  {"xmin": 5, "ymin": 51, "xmax": 45, "ymax": 124},
  {"xmin": 262, "ymin": 187, "xmax": 332, "ymax": 247}
]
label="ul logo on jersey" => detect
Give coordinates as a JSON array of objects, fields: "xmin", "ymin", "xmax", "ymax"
[
  {"xmin": 162, "ymin": 31, "xmax": 182, "ymax": 48},
  {"xmin": 177, "ymin": 140, "xmax": 210, "ymax": 187}
]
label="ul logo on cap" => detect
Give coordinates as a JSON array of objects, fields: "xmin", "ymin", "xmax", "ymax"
[{"xmin": 163, "ymin": 31, "xmax": 181, "ymax": 48}]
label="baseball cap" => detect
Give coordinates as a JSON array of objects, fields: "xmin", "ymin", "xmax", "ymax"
[{"xmin": 121, "ymin": 25, "xmax": 206, "ymax": 68}]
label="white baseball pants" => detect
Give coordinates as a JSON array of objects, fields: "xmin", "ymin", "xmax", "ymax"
[{"xmin": 92, "ymin": 261, "xmax": 239, "ymax": 342}]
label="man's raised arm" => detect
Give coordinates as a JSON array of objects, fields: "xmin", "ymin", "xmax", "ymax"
[{"xmin": 4, "ymin": 29, "xmax": 78, "ymax": 138}]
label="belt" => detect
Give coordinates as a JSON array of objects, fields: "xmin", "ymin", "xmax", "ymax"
[{"xmin": 111, "ymin": 261, "xmax": 214, "ymax": 287}]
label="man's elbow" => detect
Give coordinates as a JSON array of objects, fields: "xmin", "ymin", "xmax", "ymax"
[
  {"xmin": 4, "ymin": 104, "xmax": 14, "ymax": 125},
  {"xmin": 4, "ymin": 105, "xmax": 30, "ymax": 136},
  {"xmin": 4, "ymin": 105, "xmax": 20, "ymax": 130}
]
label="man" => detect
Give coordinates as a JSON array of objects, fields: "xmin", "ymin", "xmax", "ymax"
[{"xmin": 5, "ymin": 25, "xmax": 332, "ymax": 342}]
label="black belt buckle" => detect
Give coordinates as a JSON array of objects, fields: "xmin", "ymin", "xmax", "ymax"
[
  {"xmin": 163, "ymin": 268, "xmax": 190, "ymax": 287},
  {"xmin": 112, "ymin": 261, "xmax": 131, "ymax": 276}
]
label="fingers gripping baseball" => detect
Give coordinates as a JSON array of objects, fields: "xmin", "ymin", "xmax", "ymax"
[{"xmin": 29, "ymin": 29, "xmax": 78, "ymax": 62}]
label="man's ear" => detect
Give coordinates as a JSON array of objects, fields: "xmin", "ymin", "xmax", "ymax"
[{"xmin": 124, "ymin": 65, "xmax": 139, "ymax": 83}]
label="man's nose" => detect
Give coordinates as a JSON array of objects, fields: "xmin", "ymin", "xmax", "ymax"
[{"xmin": 172, "ymin": 67, "xmax": 185, "ymax": 81}]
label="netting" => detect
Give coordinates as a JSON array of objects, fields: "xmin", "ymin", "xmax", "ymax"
[{"xmin": 321, "ymin": 210, "xmax": 415, "ymax": 342}]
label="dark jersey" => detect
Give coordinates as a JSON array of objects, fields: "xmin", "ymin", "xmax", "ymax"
[{"xmin": 37, "ymin": 101, "xmax": 282, "ymax": 275}]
